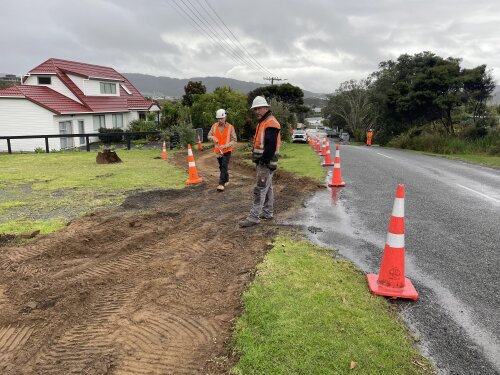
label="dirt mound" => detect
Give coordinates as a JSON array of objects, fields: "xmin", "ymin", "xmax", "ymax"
[{"xmin": 0, "ymin": 146, "xmax": 319, "ymax": 374}]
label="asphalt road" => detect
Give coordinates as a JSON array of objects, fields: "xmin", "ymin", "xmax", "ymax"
[{"xmin": 292, "ymin": 141, "xmax": 500, "ymax": 375}]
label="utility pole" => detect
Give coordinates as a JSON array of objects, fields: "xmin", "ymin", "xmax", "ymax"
[{"xmin": 263, "ymin": 77, "xmax": 287, "ymax": 85}]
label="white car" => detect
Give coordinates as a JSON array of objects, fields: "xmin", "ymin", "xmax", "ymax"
[{"xmin": 292, "ymin": 129, "xmax": 308, "ymax": 143}]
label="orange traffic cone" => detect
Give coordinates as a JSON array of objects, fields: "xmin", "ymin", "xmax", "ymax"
[
  {"xmin": 320, "ymin": 137, "xmax": 327, "ymax": 156},
  {"xmin": 328, "ymin": 145, "xmax": 345, "ymax": 187},
  {"xmin": 197, "ymin": 134, "xmax": 203, "ymax": 150},
  {"xmin": 161, "ymin": 141, "xmax": 167, "ymax": 159},
  {"xmin": 322, "ymin": 144, "xmax": 334, "ymax": 166},
  {"xmin": 314, "ymin": 136, "xmax": 321, "ymax": 152},
  {"xmin": 186, "ymin": 144, "xmax": 203, "ymax": 184},
  {"xmin": 367, "ymin": 184, "xmax": 418, "ymax": 300}
]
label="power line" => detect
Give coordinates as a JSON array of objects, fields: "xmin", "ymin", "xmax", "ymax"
[
  {"xmin": 196, "ymin": 0, "xmax": 275, "ymax": 76},
  {"xmin": 170, "ymin": 0, "xmax": 267, "ymax": 75},
  {"xmin": 168, "ymin": 0, "xmax": 283, "ymax": 81},
  {"xmin": 200, "ymin": 0, "xmax": 276, "ymax": 77},
  {"xmin": 183, "ymin": 0, "xmax": 264, "ymax": 73},
  {"xmin": 168, "ymin": 0, "xmax": 254, "ymax": 72}
]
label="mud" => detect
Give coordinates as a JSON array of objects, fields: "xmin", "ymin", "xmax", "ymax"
[{"xmin": 0, "ymin": 147, "xmax": 319, "ymax": 374}]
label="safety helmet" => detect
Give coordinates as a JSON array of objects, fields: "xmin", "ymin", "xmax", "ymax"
[
  {"xmin": 215, "ymin": 109, "xmax": 227, "ymax": 119},
  {"xmin": 250, "ymin": 96, "xmax": 270, "ymax": 109}
]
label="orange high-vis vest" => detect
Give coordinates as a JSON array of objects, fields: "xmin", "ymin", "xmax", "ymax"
[
  {"xmin": 210, "ymin": 122, "xmax": 234, "ymax": 154},
  {"xmin": 252, "ymin": 114, "xmax": 281, "ymax": 168},
  {"xmin": 367, "ymin": 131, "xmax": 373, "ymax": 145}
]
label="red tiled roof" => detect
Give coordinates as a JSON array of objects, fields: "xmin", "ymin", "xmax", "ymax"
[
  {"xmin": 29, "ymin": 58, "xmax": 124, "ymax": 81},
  {"xmin": 0, "ymin": 85, "xmax": 90, "ymax": 114},
  {"xmin": 23, "ymin": 58, "xmax": 152, "ymax": 112}
]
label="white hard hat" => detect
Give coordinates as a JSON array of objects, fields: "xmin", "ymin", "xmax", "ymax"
[
  {"xmin": 215, "ymin": 109, "xmax": 227, "ymax": 119},
  {"xmin": 250, "ymin": 96, "xmax": 270, "ymax": 109}
]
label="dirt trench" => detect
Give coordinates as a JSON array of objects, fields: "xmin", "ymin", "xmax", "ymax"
[{"xmin": 0, "ymin": 147, "xmax": 320, "ymax": 374}]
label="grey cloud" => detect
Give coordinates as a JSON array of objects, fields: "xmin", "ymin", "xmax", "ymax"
[{"xmin": 1, "ymin": 0, "xmax": 499, "ymax": 93}]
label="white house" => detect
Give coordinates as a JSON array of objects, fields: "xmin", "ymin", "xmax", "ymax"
[
  {"xmin": 0, "ymin": 58, "xmax": 158, "ymax": 152},
  {"xmin": 305, "ymin": 117, "xmax": 325, "ymax": 127}
]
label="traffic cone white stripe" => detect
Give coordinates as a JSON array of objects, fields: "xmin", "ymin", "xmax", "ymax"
[
  {"xmin": 334, "ymin": 163, "xmax": 340, "ymax": 168},
  {"xmin": 386, "ymin": 233, "xmax": 405, "ymax": 248},
  {"xmin": 188, "ymin": 162, "xmax": 196, "ymax": 167},
  {"xmin": 188, "ymin": 148, "xmax": 193, "ymax": 156},
  {"xmin": 392, "ymin": 198, "xmax": 405, "ymax": 217},
  {"xmin": 335, "ymin": 150, "xmax": 340, "ymax": 157}
]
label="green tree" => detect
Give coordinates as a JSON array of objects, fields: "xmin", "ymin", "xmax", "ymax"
[
  {"xmin": 247, "ymin": 83, "xmax": 306, "ymax": 112},
  {"xmin": 268, "ymin": 98, "xmax": 295, "ymax": 142},
  {"xmin": 462, "ymin": 65, "xmax": 496, "ymax": 127},
  {"xmin": 323, "ymin": 79, "xmax": 375, "ymax": 140},
  {"xmin": 190, "ymin": 86, "xmax": 248, "ymax": 139},
  {"xmin": 368, "ymin": 52, "xmax": 495, "ymax": 142},
  {"xmin": 182, "ymin": 81, "xmax": 206, "ymax": 107},
  {"xmin": 160, "ymin": 100, "xmax": 195, "ymax": 147},
  {"xmin": 160, "ymin": 100, "xmax": 183, "ymax": 129}
]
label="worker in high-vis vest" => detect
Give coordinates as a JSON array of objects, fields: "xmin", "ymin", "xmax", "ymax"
[
  {"xmin": 207, "ymin": 108, "xmax": 237, "ymax": 191},
  {"xmin": 239, "ymin": 96, "xmax": 281, "ymax": 228},
  {"xmin": 366, "ymin": 129, "xmax": 373, "ymax": 146}
]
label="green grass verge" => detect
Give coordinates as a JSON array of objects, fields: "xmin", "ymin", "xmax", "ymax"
[
  {"xmin": 278, "ymin": 142, "xmax": 325, "ymax": 182},
  {"xmin": 0, "ymin": 149, "xmax": 187, "ymax": 234},
  {"xmin": 420, "ymin": 152, "xmax": 500, "ymax": 169},
  {"xmin": 232, "ymin": 234, "xmax": 434, "ymax": 375}
]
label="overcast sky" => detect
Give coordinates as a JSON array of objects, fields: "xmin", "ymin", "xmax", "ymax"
[{"xmin": 1, "ymin": 0, "xmax": 499, "ymax": 93}]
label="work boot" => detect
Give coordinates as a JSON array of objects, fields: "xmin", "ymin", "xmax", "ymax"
[
  {"xmin": 224, "ymin": 181, "xmax": 229, "ymax": 187},
  {"xmin": 239, "ymin": 218, "xmax": 259, "ymax": 228},
  {"xmin": 260, "ymin": 215, "xmax": 273, "ymax": 220},
  {"xmin": 217, "ymin": 184, "xmax": 224, "ymax": 192}
]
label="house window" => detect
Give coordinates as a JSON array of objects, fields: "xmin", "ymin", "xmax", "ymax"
[
  {"xmin": 38, "ymin": 76, "xmax": 51, "ymax": 85},
  {"xmin": 112, "ymin": 114, "xmax": 123, "ymax": 128},
  {"xmin": 93, "ymin": 115, "xmax": 105, "ymax": 130},
  {"xmin": 78, "ymin": 120, "xmax": 85, "ymax": 145},
  {"xmin": 100, "ymin": 82, "xmax": 116, "ymax": 94}
]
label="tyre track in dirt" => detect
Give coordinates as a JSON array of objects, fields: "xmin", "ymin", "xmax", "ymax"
[{"xmin": 0, "ymin": 146, "xmax": 320, "ymax": 374}]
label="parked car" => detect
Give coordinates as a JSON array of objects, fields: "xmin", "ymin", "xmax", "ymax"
[
  {"xmin": 292, "ymin": 129, "xmax": 308, "ymax": 143},
  {"xmin": 324, "ymin": 127, "xmax": 338, "ymax": 138},
  {"xmin": 340, "ymin": 132, "xmax": 350, "ymax": 143}
]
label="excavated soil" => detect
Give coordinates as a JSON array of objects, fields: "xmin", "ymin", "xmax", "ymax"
[{"xmin": 0, "ymin": 147, "xmax": 320, "ymax": 375}]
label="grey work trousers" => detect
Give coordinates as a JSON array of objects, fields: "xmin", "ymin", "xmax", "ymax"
[{"xmin": 246, "ymin": 163, "xmax": 275, "ymax": 223}]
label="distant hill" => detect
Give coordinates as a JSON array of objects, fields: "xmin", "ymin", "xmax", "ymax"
[
  {"xmin": 489, "ymin": 85, "xmax": 500, "ymax": 104},
  {"xmin": 123, "ymin": 73, "xmax": 324, "ymax": 99}
]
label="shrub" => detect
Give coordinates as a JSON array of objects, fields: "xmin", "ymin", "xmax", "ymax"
[
  {"xmin": 98, "ymin": 127, "xmax": 124, "ymax": 143},
  {"xmin": 172, "ymin": 124, "xmax": 195, "ymax": 148},
  {"xmin": 126, "ymin": 120, "xmax": 159, "ymax": 141}
]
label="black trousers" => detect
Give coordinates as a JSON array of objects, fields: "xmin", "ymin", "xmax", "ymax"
[{"xmin": 217, "ymin": 151, "xmax": 231, "ymax": 185}]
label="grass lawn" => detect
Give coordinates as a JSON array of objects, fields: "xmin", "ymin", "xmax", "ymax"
[
  {"xmin": 0, "ymin": 149, "xmax": 186, "ymax": 234},
  {"xmin": 278, "ymin": 142, "xmax": 326, "ymax": 182},
  {"xmin": 232, "ymin": 234, "xmax": 434, "ymax": 375}
]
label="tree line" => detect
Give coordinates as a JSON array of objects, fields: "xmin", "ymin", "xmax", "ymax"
[
  {"xmin": 323, "ymin": 51, "xmax": 498, "ymax": 150},
  {"xmin": 131, "ymin": 81, "xmax": 310, "ymax": 146}
]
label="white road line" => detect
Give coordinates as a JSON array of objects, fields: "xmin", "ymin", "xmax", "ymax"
[
  {"xmin": 455, "ymin": 183, "xmax": 500, "ymax": 204},
  {"xmin": 376, "ymin": 152, "xmax": 393, "ymax": 159}
]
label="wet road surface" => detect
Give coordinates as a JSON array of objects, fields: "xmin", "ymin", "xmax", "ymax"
[{"xmin": 290, "ymin": 142, "xmax": 500, "ymax": 375}]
